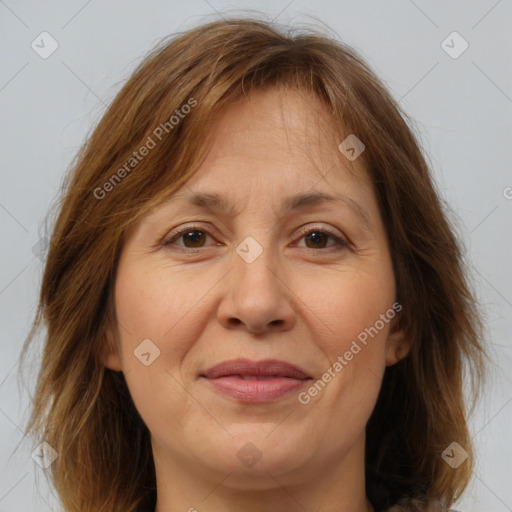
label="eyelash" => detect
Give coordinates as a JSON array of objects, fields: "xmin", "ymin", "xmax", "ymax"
[{"xmin": 162, "ymin": 224, "xmax": 349, "ymax": 253}]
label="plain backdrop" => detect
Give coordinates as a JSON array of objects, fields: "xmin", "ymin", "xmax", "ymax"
[{"xmin": 0, "ymin": 1, "xmax": 511, "ymax": 510}]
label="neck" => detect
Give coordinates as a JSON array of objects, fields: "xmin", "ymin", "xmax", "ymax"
[{"xmin": 153, "ymin": 433, "xmax": 373, "ymax": 512}]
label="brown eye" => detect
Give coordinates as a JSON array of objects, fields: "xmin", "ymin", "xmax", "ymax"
[
  {"xmin": 163, "ymin": 225, "xmax": 348, "ymax": 254},
  {"xmin": 163, "ymin": 228, "xmax": 214, "ymax": 249},
  {"xmin": 296, "ymin": 227, "xmax": 348, "ymax": 251},
  {"xmin": 304, "ymin": 231, "xmax": 329, "ymax": 249},
  {"xmin": 180, "ymin": 230, "xmax": 207, "ymax": 248}
]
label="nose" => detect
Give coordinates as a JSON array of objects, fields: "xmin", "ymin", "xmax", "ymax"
[{"xmin": 216, "ymin": 243, "xmax": 296, "ymax": 335}]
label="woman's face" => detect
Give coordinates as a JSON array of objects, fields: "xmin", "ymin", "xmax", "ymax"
[{"xmin": 102, "ymin": 88, "xmax": 408, "ymax": 493}]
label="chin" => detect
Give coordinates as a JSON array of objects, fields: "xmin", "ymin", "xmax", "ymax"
[{"xmin": 199, "ymin": 426, "xmax": 316, "ymax": 481}]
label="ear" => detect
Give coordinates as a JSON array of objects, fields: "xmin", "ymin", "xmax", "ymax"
[
  {"xmin": 385, "ymin": 321, "xmax": 411, "ymax": 367},
  {"xmin": 99, "ymin": 328, "xmax": 123, "ymax": 372}
]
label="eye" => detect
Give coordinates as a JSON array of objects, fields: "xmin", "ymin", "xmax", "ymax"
[
  {"xmin": 294, "ymin": 226, "xmax": 349, "ymax": 251},
  {"xmin": 162, "ymin": 224, "xmax": 349, "ymax": 253},
  {"xmin": 162, "ymin": 225, "xmax": 217, "ymax": 251}
]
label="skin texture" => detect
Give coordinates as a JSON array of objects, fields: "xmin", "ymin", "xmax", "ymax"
[{"xmin": 101, "ymin": 88, "xmax": 411, "ymax": 512}]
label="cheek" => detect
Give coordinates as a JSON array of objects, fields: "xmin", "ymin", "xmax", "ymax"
[
  {"xmin": 114, "ymin": 261, "xmax": 219, "ymax": 359},
  {"xmin": 113, "ymin": 260, "xmax": 221, "ymax": 423},
  {"xmin": 300, "ymin": 263, "xmax": 395, "ymax": 420},
  {"xmin": 311, "ymin": 263, "xmax": 396, "ymax": 356},
  {"xmin": 115, "ymin": 270, "xmax": 202, "ymax": 438}
]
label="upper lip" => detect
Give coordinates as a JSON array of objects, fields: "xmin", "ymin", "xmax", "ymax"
[{"xmin": 202, "ymin": 358, "xmax": 311, "ymax": 379}]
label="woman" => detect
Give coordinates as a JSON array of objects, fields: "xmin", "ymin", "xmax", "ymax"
[{"xmin": 20, "ymin": 16, "xmax": 486, "ymax": 512}]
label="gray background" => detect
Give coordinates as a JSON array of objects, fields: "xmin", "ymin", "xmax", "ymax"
[{"xmin": 1, "ymin": 0, "xmax": 511, "ymax": 510}]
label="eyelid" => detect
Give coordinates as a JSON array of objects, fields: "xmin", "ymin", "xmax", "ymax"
[
  {"xmin": 293, "ymin": 224, "xmax": 349, "ymax": 249},
  {"xmin": 162, "ymin": 222, "xmax": 349, "ymax": 251},
  {"xmin": 162, "ymin": 223, "xmax": 219, "ymax": 248}
]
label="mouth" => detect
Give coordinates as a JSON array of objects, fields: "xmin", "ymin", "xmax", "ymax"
[{"xmin": 200, "ymin": 358, "xmax": 312, "ymax": 403}]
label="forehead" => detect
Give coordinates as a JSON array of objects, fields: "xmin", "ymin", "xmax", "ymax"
[
  {"xmin": 129, "ymin": 86, "xmax": 378, "ymax": 237},
  {"xmin": 203, "ymin": 87, "xmax": 348, "ymax": 166},
  {"xmin": 173, "ymin": 87, "xmax": 372, "ymax": 210}
]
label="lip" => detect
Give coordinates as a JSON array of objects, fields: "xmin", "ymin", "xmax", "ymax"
[{"xmin": 201, "ymin": 358, "xmax": 312, "ymax": 403}]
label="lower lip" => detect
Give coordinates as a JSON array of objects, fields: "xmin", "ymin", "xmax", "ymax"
[{"xmin": 204, "ymin": 376, "xmax": 309, "ymax": 402}]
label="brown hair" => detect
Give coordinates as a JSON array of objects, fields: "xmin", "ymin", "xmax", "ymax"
[{"xmin": 19, "ymin": 15, "xmax": 486, "ymax": 512}]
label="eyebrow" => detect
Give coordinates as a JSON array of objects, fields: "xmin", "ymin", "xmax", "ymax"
[{"xmin": 178, "ymin": 191, "xmax": 372, "ymax": 230}]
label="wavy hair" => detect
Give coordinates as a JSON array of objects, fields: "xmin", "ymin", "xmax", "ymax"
[{"xmin": 19, "ymin": 15, "xmax": 486, "ymax": 512}]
